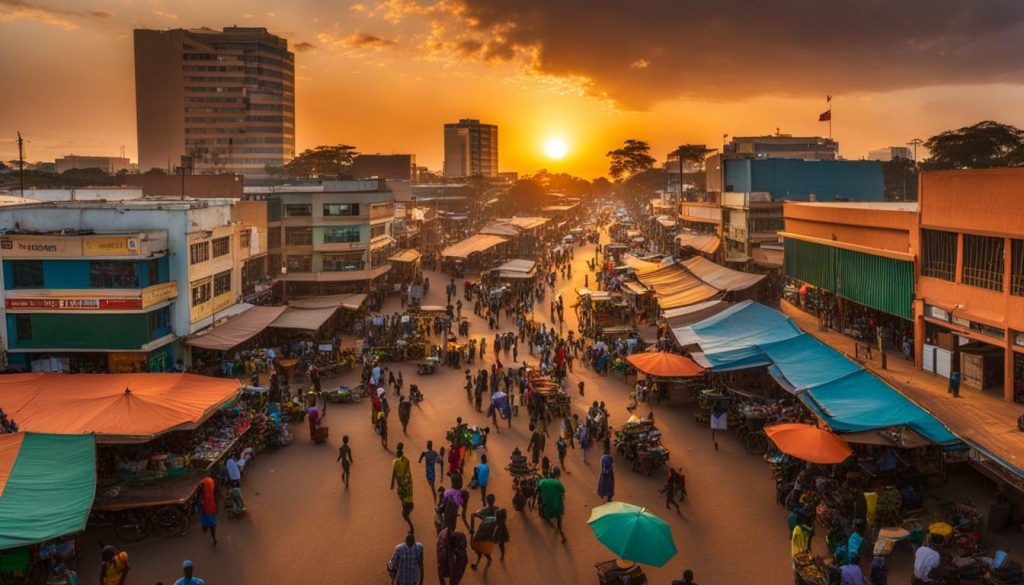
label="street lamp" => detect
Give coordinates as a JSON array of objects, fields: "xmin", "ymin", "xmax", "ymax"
[{"xmin": 280, "ymin": 265, "xmax": 288, "ymax": 304}]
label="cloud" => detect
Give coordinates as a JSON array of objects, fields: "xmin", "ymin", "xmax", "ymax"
[
  {"xmin": 152, "ymin": 10, "xmax": 177, "ymax": 19},
  {"xmin": 0, "ymin": 0, "xmax": 111, "ymax": 30},
  {"xmin": 401, "ymin": 0, "xmax": 1024, "ymax": 109},
  {"xmin": 294, "ymin": 41, "xmax": 316, "ymax": 52},
  {"xmin": 319, "ymin": 28, "xmax": 400, "ymax": 50}
]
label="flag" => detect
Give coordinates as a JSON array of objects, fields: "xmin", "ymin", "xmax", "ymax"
[
  {"xmin": 819, "ymin": 109, "xmax": 831, "ymax": 122},
  {"xmin": 826, "ymin": 94, "xmax": 832, "ymax": 103}
]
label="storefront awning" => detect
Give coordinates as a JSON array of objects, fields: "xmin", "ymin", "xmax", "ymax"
[
  {"xmin": 494, "ymin": 259, "xmax": 536, "ymax": 278},
  {"xmin": 662, "ymin": 300, "xmax": 733, "ymax": 327},
  {"xmin": 388, "ymin": 249, "xmax": 422, "ymax": 263},
  {"xmin": 618, "ymin": 254, "xmax": 661, "ymax": 275},
  {"xmin": 0, "ymin": 433, "xmax": 96, "ymax": 549},
  {"xmin": 268, "ymin": 306, "xmax": 337, "ymax": 331},
  {"xmin": 621, "ymin": 281, "xmax": 650, "ymax": 296},
  {"xmin": 636, "ymin": 263, "xmax": 720, "ymax": 310},
  {"xmin": 681, "ymin": 256, "xmax": 766, "ymax": 292},
  {"xmin": 441, "ymin": 234, "xmax": 508, "ymax": 259},
  {"xmin": 186, "ymin": 305, "xmax": 287, "ymax": 350},
  {"xmin": 0, "ymin": 373, "xmax": 240, "ymax": 443},
  {"xmin": 288, "ymin": 293, "xmax": 367, "ymax": 311},
  {"xmin": 675, "ymin": 232, "xmax": 721, "ymax": 254}
]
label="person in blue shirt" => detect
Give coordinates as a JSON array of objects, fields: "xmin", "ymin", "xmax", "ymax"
[
  {"xmin": 173, "ymin": 560, "xmax": 205, "ymax": 585},
  {"xmin": 473, "ymin": 455, "xmax": 490, "ymax": 506}
]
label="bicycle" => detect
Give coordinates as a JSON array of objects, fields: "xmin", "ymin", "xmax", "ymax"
[{"xmin": 89, "ymin": 504, "xmax": 191, "ymax": 543}]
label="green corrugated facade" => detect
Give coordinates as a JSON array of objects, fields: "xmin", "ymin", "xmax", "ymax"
[{"xmin": 784, "ymin": 238, "xmax": 913, "ymax": 320}]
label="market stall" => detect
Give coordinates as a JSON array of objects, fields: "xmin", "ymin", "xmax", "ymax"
[
  {"xmin": 525, "ymin": 366, "xmax": 570, "ymax": 419},
  {"xmin": 614, "ymin": 415, "xmax": 670, "ymax": 475},
  {"xmin": 0, "ymin": 432, "xmax": 96, "ymax": 581}
]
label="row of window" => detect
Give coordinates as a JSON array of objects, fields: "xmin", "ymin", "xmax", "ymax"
[
  {"xmin": 286, "ymin": 253, "xmax": 366, "ymax": 273},
  {"xmin": 185, "ymin": 128, "xmax": 295, "ymax": 136},
  {"xmin": 284, "ymin": 203, "xmax": 361, "ymax": 218},
  {"xmin": 9, "ymin": 260, "xmax": 163, "ymax": 289},
  {"xmin": 921, "ymin": 229, "xmax": 1024, "ymax": 296},
  {"xmin": 186, "ymin": 136, "xmax": 291, "ymax": 145},
  {"xmin": 190, "ymin": 270, "xmax": 232, "ymax": 307},
  {"xmin": 189, "ymin": 236, "xmax": 231, "ymax": 265}
]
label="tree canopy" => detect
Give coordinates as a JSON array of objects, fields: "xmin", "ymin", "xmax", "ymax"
[
  {"xmin": 668, "ymin": 144, "xmax": 714, "ymax": 167},
  {"xmin": 284, "ymin": 145, "xmax": 359, "ymax": 178},
  {"xmin": 923, "ymin": 121, "xmax": 1024, "ymax": 170},
  {"xmin": 607, "ymin": 139, "xmax": 656, "ymax": 179},
  {"xmin": 495, "ymin": 178, "xmax": 547, "ymax": 213},
  {"xmin": 532, "ymin": 169, "xmax": 591, "ymax": 198}
]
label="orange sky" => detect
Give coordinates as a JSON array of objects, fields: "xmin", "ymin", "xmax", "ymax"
[{"xmin": 2, "ymin": 1, "xmax": 1024, "ymax": 179}]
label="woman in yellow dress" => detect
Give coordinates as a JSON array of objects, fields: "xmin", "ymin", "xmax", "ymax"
[{"xmin": 391, "ymin": 442, "xmax": 415, "ymax": 531}]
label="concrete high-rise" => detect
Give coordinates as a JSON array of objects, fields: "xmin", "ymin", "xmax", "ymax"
[
  {"xmin": 443, "ymin": 119, "xmax": 498, "ymax": 178},
  {"xmin": 134, "ymin": 27, "xmax": 295, "ymax": 178}
]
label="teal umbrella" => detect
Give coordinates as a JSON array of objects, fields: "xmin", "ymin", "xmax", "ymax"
[{"xmin": 587, "ymin": 501, "xmax": 677, "ymax": 567}]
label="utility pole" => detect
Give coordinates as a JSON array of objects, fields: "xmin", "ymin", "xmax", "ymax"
[
  {"xmin": 16, "ymin": 132, "xmax": 25, "ymax": 198},
  {"xmin": 907, "ymin": 138, "xmax": 923, "ymax": 164}
]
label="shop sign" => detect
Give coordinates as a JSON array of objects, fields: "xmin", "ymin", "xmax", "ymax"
[
  {"xmin": 925, "ymin": 305, "xmax": 950, "ymax": 321},
  {"xmin": 0, "ymin": 235, "xmax": 80, "ymax": 257},
  {"xmin": 1015, "ymin": 332, "xmax": 1024, "ymax": 348},
  {"xmin": 5, "ymin": 297, "xmax": 143, "ymax": 310},
  {"xmin": 141, "ymin": 281, "xmax": 178, "ymax": 308},
  {"xmin": 83, "ymin": 236, "xmax": 140, "ymax": 257}
]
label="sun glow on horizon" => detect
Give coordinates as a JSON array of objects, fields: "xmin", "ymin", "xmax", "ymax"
[{"xmin": 544, "ymin": 137, "xmax": 570, "ymax": 160}]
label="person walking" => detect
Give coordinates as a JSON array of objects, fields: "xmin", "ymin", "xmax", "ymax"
[
  {"xmin": 436, "ymin": 525, "xmax": 468, "ymax": 585},
  {"xmin": 527, "ymin": 423, "xmax": 546, "ymax": 465},
  {"xmin": 197, "ymin": 473, "xmax": 218, "ymax": 545},
  {"xmin": 555, "ymin": 436, "xmax": 568, "ymax": 473},
  {"xmin": 399, "ymin": 396, "xmax": 412, "ymax": 434},
  {"xmin": 100, "ymin": 545, "xmax": 130, "ymax": 585},
  {"xmin": 597, "ymin": 445, "xmax": 615, "ymax": 502},
  {"xmin": 538, "ymin": 467, "xmax": 567, "ymax": 543},
  {"xmin": 172, "ymin": 560, "xmax": 205, "ymax": 585},
  {"xmin": 337, "ymin": 435, "xmax": 354, "ymax": 487},
  {"xmin": 472, "ymin": 455, "xmax": 490, "ymax": 506},
  {"xmin": 671, "ymin": 569, "xmax": 697, "ymax": 585},
  {"xmin": 577, "ymin": 422, "xmax": 591, "ymax": 463},
  {"xmin": 660, "ymin": 467, "xmax": 683, "ymax": 515},
  {"xmin": 391, "ymin": 442, "xmax": 415, "ymax": 531},
  {"xmin": 419, "ymin": 441, "xmax": 440, "ymax": 501},
  {"xmin": 388, "ymin": 532, "xmax": 425, "ymax": 585},
  {"xmin": 948, "ymin": 370, "xmax": 961, "ymax": 398},
  {"xmin": 378, "ymin": 409, "xmax": 390, "ymax": 449}
]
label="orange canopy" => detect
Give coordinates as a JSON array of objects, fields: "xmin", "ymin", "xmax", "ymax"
[
  {"xmin": 0, "ymin": 373, "xmax": 240, "ymax": 444},
  {"xmin": 764, "ymin": 423, "xmax": 853, "ymax": 464},
  {"xmin": 626, "ymin": 351, "xmax": 705, "ymax": 378}
]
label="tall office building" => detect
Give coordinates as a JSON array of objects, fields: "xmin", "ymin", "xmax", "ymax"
[
  {"xmin": 134, "ymin": 27, "xmax": 296, "ymax": 178},
  {"xmin": 443, "ymin": 119, "xmax": 498, "ymax": 179}
]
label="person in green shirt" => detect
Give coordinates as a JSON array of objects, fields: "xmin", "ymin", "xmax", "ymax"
[{"xmin": 538, "ymin": 467, "xmax": 567, "ymax": 543}]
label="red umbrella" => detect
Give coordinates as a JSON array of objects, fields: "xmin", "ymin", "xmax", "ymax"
[{"xmin": 626, "ymin": 351, "xmax": 704, "ymax": 378}]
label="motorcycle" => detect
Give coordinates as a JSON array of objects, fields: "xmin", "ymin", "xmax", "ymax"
[{"xmin": 409, "ymin": 384, "xmax": 424, "ymax": 405}]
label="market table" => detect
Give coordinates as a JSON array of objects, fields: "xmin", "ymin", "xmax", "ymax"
[{"xmin": 93, "ymin": 469, "xmax": 207, "ymax": 511}]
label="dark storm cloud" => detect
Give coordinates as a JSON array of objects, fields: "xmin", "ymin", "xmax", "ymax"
[
  {"xmin": 444, "ymin": 0, "xmax": 1024, "ymax": 107},
  {"xmin": 294, "ymin": 41, "xmax": 316, "ymax": 52}
]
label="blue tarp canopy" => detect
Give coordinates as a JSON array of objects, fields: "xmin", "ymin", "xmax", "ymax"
[{"xmin": 678, "ymin": 301, "xmax": 959, "ymax": 446}]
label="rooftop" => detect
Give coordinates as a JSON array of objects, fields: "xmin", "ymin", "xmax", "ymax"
[
  {"xmin": 786, "ymin": 201, "xmax": 918, "ymax": 212},
  {"xmin": 0, "ymin": 197, "xmax": 238, "ymax": 211}
]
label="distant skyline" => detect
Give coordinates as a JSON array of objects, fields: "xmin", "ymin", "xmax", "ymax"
[{"xmin": 3, "ymin": 1, "xmax": 1024, "ymax": 178}]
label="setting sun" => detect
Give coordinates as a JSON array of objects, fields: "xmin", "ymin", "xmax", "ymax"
[{"xmin": 544, "ymin": 137, "xmax": 570, "ymax": 160}]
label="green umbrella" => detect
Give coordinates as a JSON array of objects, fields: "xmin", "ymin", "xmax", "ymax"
[{"xmin": 587, "ymin": 501, "xmax": 677, "ymax": 567}]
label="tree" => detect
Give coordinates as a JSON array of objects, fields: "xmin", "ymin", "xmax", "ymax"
[
  {"xmin": 923, "ymin": 121, "xmax": 1024, "ymax": 170},
  {"xmin": 669, "ymin": 144, "xmax": 714, "ymax": 168},
  {"xmin": 264, "ymin": 165, "xmax": 285, "ymax": 177},
  {"xmin": 591, "ymin": 177, "xmax": 614, "ymax": 197},
  {"xmin": 606, "ymin": 139, "xmax": 656, "ymax": 180},
  {"xmin": 496, "ymin": 178, "xmax": 547, "ymax": 213},
  {"xmin": 532, "ymin": 169, "xmax": 591, "ymax": 198},
  {"xmin": 881, "ymin": 158, "xmax": 919, "ymax": 201},
  {"xmin": 622, "ymin": 168, "xmax": 668, "ymax": 199},
  {"xmin": 143, "ymin": 167, "xmax": 166, "ymax": 175},
  {"xmin": 284, "ymin": 145, "xmax": 359, "ymax": 178}
]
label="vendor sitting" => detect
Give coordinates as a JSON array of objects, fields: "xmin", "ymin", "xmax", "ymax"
[{"xmin": 598, "ymin": 559, "xmax": 643, "ymax": 584}]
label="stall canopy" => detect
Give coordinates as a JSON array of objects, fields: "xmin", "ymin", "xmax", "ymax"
[
  {"xmin": 268, "ymin": 306, "xmax": 338, "ymax": 331},
  {"xmin": 186, "ymin": 305, "xmax": 287, "ymax": 350},
  {"xmin": 675, "ymin": 232, "xmax": 721, "ymax": 254},
  {"xmin": 441, "ymin": 234, "xmax": 508, "ymax": 259},
  {"xmin": 0, "ymin": 373, "xmax": 241, "ymax": 443},
  {"xmin": 287, "ymin": 293, "xmax": 367, "ymax": 311},
  {"xmin": 636, "ymin": 263, "xmax": 720, "ymax": 310},
  {"xmin": 681, "ymin": 257, "xmax": 766, "ymax": 292},
  {"xmin": 626, "ymin": 351, "xmax": 704, "ymax": 378},
  {"xmin": 387, "ymin": 249, "xmax": 422, "ymax": 263},
  {"xmin": 675, "ymin": 301, "xmax": 959, "ymax": 445},
  {"xmin": 494, "ymin": 259, "xmax": 537, "ymax": 279},
  {"xmin": 764, "ymin": 423, "xmax": 853, "ymax": 465},
  {"xmin": 662, "ymin": 300, "xmax": 733, "ymax": 328},
  {"xmin": 618, "ymin": 254, "xmax": 661, "ymax": 275},
  {"xmin": 0, "ymin": 433, "xmax": 96, "ymax": 549}
]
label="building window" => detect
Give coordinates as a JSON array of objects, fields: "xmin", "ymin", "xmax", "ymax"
[
  {"xmin": 148, "ymin": 307, "xmax": 170, "ymax": 338},
  {"xmin": 322, "ymin": 252, "xmax": 364, "ymax": 272},
  {"xmin": 191, "ymin": 279, "xmax": 212, "ymax": 307},
  {"xmin": 214, "ymin": 270, "xmax": 232, "ymax": 296},
  {"xmin": 10, "ymin": 260, "xmax": 43, "ymax": 288},
  {"xmin": 147, "ymin": 259, "xmax": 162, "ymax": 285},
  {"xmin": 323, "ymin": 226, "xmax": 361, "ymax": 243},
  {"xmin": 920, "ymin": 229, "xmax": 957, "ymax": 282},
  {"xmin": 323, "ymin": 203, "xmax": 359, "ymax": 217},
  {"xmin": 15, "ymin": 315, "xmax": 31, "ymax": 341},
  {"xmin": 267, "ymin": 227, "xmax": 281, "ymax": 249},
  {"xmin": 90, "ymin": 261, "xmax": 139, "ymax": 288},
  {"xmin": 286, "ymin": 255, "xmax": 312, "ymax": 272},
  {"xmin": 284, "ymin": 203, "xmax": 312, "ymax": 217},
  {"xmin": 239, "ymin": 228, "xmax": 252, "ymax": 250},
  {"xmin": 190, "ymin": 241, "xmax": 210, "ymax": 264},
  {"xmin": 212, "ymin": 236, "xmax": 231, "ymax": 257},
  {"xmin": 1012, "ymin": 239, "xmax": 1024, "ymax": 297},
  {"xmin": 370, "ymin": 224, "xmax": 387, "ymax": 239},
  {"xmin": 285, "ymin": 226, "xmax": 312, "ymax": 246},
  {"xmin": 962, "ymin": 234, "xmax": 1005, "ymax": 292}
]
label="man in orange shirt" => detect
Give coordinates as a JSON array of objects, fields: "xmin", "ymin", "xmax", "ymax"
[
  {"xmin": 100, "ymin": 545, "xmax": 129, "ymax": 585},
  {"xmin": 198, "ymin": 474, "xmax": 218, "ymax": 545}
]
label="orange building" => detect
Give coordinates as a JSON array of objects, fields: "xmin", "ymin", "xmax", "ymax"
[{"xmin": 913, "ymin": 169, "xmax": 1024, "ymax": 402}]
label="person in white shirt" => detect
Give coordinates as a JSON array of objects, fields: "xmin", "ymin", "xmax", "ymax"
[
  {"xmin": 913, "ymin": 536, "xmax": 942, "ymax": 583},
  {"xmin": 225, "ymin": 451, "xmax": 245, "ymax": 487}
]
